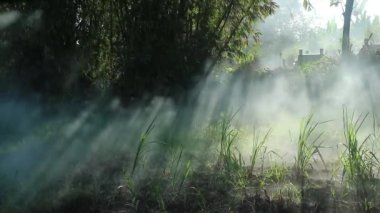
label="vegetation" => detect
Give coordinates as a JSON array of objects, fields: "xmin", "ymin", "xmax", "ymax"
[
  {"xmin": 299, "ymin": 56, "xmax": 338, "ymax": 74},
  {"xmin": 2, "ymin": 0, "xmax": 380, "ymax": 213},
  {"xmin": 1, "ymin": 103, "xmax": 380, "ymax": 212},
  {"xmin": 0, "ymin": 0, "xmax": 277, "ymax": 98},
  {"xmin": 341, "ymin": 108, "xmax": 379, "ymax": 212},
  {"xmin": 294, "ymin": 114, "xmax": 325, "ymax": 212},
  {"xmin": 303, "ymin": 0, "xmax": 355, "ymax": 59}
]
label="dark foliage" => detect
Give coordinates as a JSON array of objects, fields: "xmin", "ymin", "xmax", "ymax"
[{"xmin": 0, "ymin": 0, "xmax": 277, "ymax": 99}]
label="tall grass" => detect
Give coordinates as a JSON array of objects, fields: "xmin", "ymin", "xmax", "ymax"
[
  {"xmin": 131, "ymin": 117, "xmax": 156, "ymax": 176},
  {"xmin": 123, "ymin": 110, "xmax": 379, "ymax": 212},
  {"xmin": 294, "ymin": 114, "xmax": 325, "ymax": 212},
  {"xmin": 167, "ymin": 145, "xmax": 193, "ymax": 193},
  {"xmin": 213, "ymin": 111, "xmax": 252, "ymax": 190},
  {"xmin": 341, "ymin": 108, "xmax": 379, "ymax": 212},
  {"xmin": 217, "ymin": 111, "xmax": 242, "ymax": 175},
  {"xmin": 295, "ymin": 114, "xmax": 325, "ymax": 179},
  {"xmin": 249, "ymin": 128, "xmax": 271, "ymax": 175}
]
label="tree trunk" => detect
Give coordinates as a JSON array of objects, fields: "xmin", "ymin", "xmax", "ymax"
[{"xmin": 342, "ymin": 0, "xmax": 354, "ymax": 59}]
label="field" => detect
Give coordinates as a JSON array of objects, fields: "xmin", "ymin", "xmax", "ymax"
[{"xmin": 1, "ymin": 65, "xmax": 380, "ymax": 213}]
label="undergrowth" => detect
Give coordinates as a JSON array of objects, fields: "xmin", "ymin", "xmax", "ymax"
[{"xmin": 3, "ymin": 109, "xmax": 380, "ymax": 212}]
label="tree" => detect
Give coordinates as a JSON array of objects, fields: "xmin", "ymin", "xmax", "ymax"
[
  {"xmin": 342, "ymin": 0, "xmax": 355, "ymax": 58},
  {"xmin": 0, "ymin": 1, "xmax": 85, "ymax": 94},
  {"xmin": 304, "ymin": 0, "xmax": 355, "ymax": 59},
  {"xmin": 0, "ymin": 0, "xmax": 278, "ymax": 98}
]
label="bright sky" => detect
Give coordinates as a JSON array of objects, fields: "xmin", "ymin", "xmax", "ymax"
[{"xmin": 305, "ymin": 0, "xmax": 380, "ymax": 27}]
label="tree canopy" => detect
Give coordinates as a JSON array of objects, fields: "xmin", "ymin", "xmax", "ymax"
[
  {"xmin": 0, "ymin": 0, "xmax": 277, "ymax": 98},
  {"xmin": 303, "ymin": 0, "xmax": 355, "ymax": 59}
]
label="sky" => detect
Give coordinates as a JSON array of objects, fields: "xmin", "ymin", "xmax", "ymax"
[{"xmin": 306, "ymin": 0, "xmax": 380, "ymax": 27}]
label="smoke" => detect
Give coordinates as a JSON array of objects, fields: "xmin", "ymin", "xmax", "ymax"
[
  {"xmin": 1, "ymin": 61, "xmax": 380, "ymax": 210},
  {"xmin": 1, "ymin": 1, "xmax": 380, "ymax": 211},
  {"xmin": 0, "ymin": 11, "xmax": 20, "ymax": 30},
  {"xmin": 257, "ymin": 0, "xmax": 380, "ymax": 68}
]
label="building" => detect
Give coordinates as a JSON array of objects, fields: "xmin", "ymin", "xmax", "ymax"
[{"xmin": 297, "ymin": 49, "xmax": 324, "ymax": 66}]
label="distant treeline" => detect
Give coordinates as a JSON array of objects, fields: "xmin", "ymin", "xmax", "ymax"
[{"xmin": 0, "ymin": 0, "xmax": 277, "ymax": 100}]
